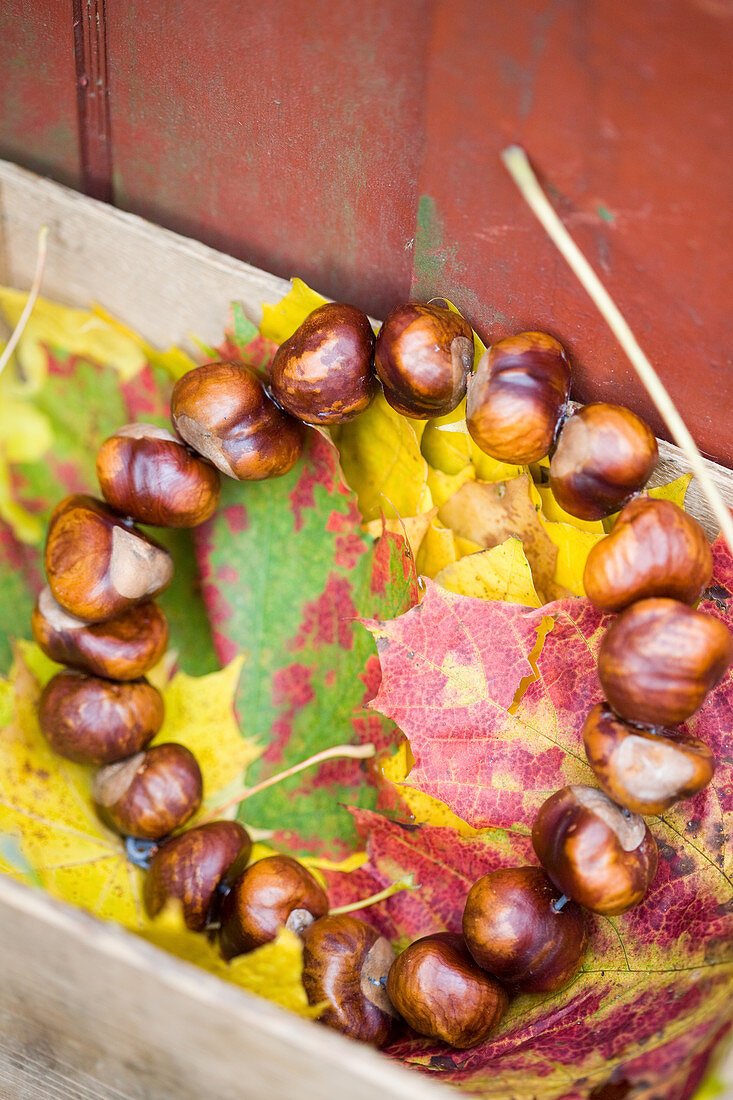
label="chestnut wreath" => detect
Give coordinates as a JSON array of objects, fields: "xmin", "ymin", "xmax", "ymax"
[{"xmin": 32, "ymin": 300, "xmax": 730, "ymax": 1051}]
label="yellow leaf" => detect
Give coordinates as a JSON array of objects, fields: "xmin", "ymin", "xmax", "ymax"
[
  {"xmin": 0, "ymin": 646, "xmax": 256, "ymax": 930},
  {"xmin": 468, "ymin": 436, "xmax": 524, "ymax": 483},
  {"xmin": 416, "ymin": 518, "xmax": 457, "ymax": 578},
  {"xmin": 260, "ymin": 277, "xmax": 329, "ymax": 344},
  {"xmin": 0, "ymin": 288, "xmax": 147, "ymax": 384},
  {"xmin": 426, "ymin": 463, "xmax": 476, "ymax": 509},
  {"xmin": 532, "ymin": 482, "xmax": 605, "ymax": 533},
  {"xmin": 149, "ymin": 655, "xmax": 260, "ymax": 808},
  {"xmin": 435, "ymin": 538, "xmax": 542, "ymax": 606},
  {"xmin": 438, "ymin": 475, "xmax": 561, "ymax": 602},
  {"xmin": 331, "ymin": 392, "xmax": 431, "ymax": 522},
  {"xmin": 420, "ymin": 399, "xmax": 472, "ymax": 475},
  {"xmin": 527, "ymin": 481, "xmax": 606, "ymax": 597},
  {"xmin": 0, "ymin": 649, "xmax": 147, "ymax": 926},
  {"xmin": 92, "ymin": 304, "xmax": 198, "ymax": 380},
  {"xmin": 363, "ymin": 509, "xmax": 437, "ymax": 563},
  {"xmin": 138, "ymin": 906, "xmax": 322, "ymax": 1018},
  {"xmin": 454, "ymin": 535, "xmax": 484, "ymax": 558},
  {"xmin": 381, "ymin": 742, "xmax": 480, "ymax": 836},
  {"xmin": 648, "ymin": 474, "xmax": 693, "ymax": 508},
  {"xmin": 0, "ymin": 400, "xmax": 53, "ymax": 463}
]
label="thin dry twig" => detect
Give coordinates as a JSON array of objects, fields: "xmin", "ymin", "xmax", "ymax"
[
  {"xmin": 0, "ymin": 225, "xmax": 49, "ymax": 378},
  {"xmin": 501, "ymin": 145, "xmax": 733, "ymax": 555}
]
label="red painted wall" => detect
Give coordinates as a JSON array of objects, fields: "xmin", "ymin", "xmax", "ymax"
[{"xmin": 1, "ymin": 0, "xmax": 731, "ymax": 464}]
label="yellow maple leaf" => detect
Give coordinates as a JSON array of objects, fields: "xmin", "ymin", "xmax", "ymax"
[
  {"xmin": 147, "ymin": 654, "xmax": 259, "ymax": 811},
  {"xmin": 0, "ymin": 645, "xmax": 257, "ymax": 928},
  {"xmin": 420, "ymin": 399, "xmax": 473, "ymax": 475},
  {"xmin": 331, "ymin": 392, "xmax": 432, "ymax": 522},
  {"xmin": 435, "ymin": 538, "xmax": 542, "ymax": 606},
  {"xmin": 92, "ymin": 303, "xmax": 198, "ymax": 381},
  {"xmin": 138, "ymin": 907, "xmax": 322, "ymax": 1018},
  {"xmin": 260, "ymin": 277, "xmax": 330, "ymax": 345},
  {"xmin": 648, "ymin": 474, "xmax": 692, "ymax": 508},
  {"xmin": 416, "ymin": 518, "xmax": 457, "ymax": 577},
  {"xmin": 0, "ymin": 287, "xmax": 148, "ymax": 387}
]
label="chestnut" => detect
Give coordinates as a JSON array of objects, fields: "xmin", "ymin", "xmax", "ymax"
[
  {"xmin": 302, "ymin": 914, "xmax": 397, "ymax": 1047},
  {"xmin": 583, "ymin": 702, "xmax": 715, "ymax": 815},
  {"xmin": 32, "ymin": 586, "xmax": 168, "ymax": 681},
  {"xmin": 374, "ymin": 302, "xmax": 474, "ymax": 419},
  {"xmin": 170, "ymin": 362, "xmax": 305, "ymax": 480},
  {"xmin": 269, "ymin": 302, "xmax": 376, "ymax": 425},
  {"xmin": 387, "ymin": 932, "xmax": 507, "ymax": 1049},
  {"xmin": 583, "ymin": 496, "xmax": 713, "ymax": 612},
  {"xmin": 532, "ymin": 785, "xmax": 658, "ymax": 915},
  {"xmin": 549, "ymin": 403, "xmax": 658, "ymax": 520},
  {"xmin": 45, "ymin": 495, "xmax": 173, "ymax": 622},
  {"xmin": 218, "ymin": 854, "xmax": 329, "ymax": 960},
  {"xmin": 597, "ymin": 598, "xmax": 733, "ymax": 728},
  {"xmin": 39, "ymin": 668, "xmax": 164, "ymax": 765},
  {"xmin": 144, "ymin": 821, "xmax": 252, "ymax": 931},
  {"xmin": 462, "ymin": 866, "xmax": 586, "ymax": 992},
  {"xmin": 92, "ymin": 743, "xmax": 203, "ymax": 839},
  {"xmin": 466, "ymin": 331, "xmax": 571, "ymax": 464},
  {"xmin": 96, "ymin": 423, "xmax": 221, "ymax": 527}
]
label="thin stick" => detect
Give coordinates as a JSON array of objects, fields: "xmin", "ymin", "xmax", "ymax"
[
  {"xmin": 0, "ymin": 226, "xmax": 49, "ymax": 378},
  {"xmin": 501, "ymin": 145, "xmax": 733, "ymax": 555},
  {"xmin": 199, "ymin": 742, "xmax": 376, "ymax": 824},
  {"xmin": 329, "ymin": 874, "xmax": 417, "ymax": 915}
]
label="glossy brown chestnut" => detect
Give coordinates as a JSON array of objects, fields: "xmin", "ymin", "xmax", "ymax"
[
  {"xmin": 532, "ymin": 785, "xmax": 658, "ymax": 915},
  {"xmin": 549, "ymin": 403, "xmax": 658, "ymax": 520},
  {"xmin": 269, "ymin": 302, "xmax": 376, "ymax": 425},
  {"xmin": 462, "ymin": 866, "xmax": 586, "ymax": 992},
  {"xmin": 466, "ymin": 331, "xmax": 571, "ymax": 464},
  {"xmin": 374, "ymin": 302, "xmax": 474, "ymax": 419},
  {"xmin": 96, "ymin": 423, "xmax": 221, "ymax": 527},
  {"xmin": 219, "ymin": 854, "xmax": 329, "ymax": 960},
  {"xmin": 39, "ymin": 668, "xmax": 164, "ymax": 765},
  {"xmin": 302, "ymin": 914, "xmax": 397, "ymax": 1047},
  {"xmin": 32, "ymin": 586, "xmax": 168, "ymax": 681},
  {"xmin": 45, "ymin": 495, "xmax": 174, "ymax": 622},
  {"xmin": 583, "ymin": 702, "xmax": 715, "ymax": 815},
  {"xmin": 387, "ymin": 932, "xmax": 507, "ymax": 1049},
  {"xmin": 144, "ymin": 821, "xmax": 252, "ymax": 931},
  {"xmin": 92, "ymin": 743, "xmax": 202, "ymax": 839},
  {"xmin": 583, "ymin": 496, "xmax": 713, "ymax": 612},
  {"xmin": 170, "ymin": 362, "xmax": 305, "ymax": 480},
  {"xmin": 597, "ymin": 598, "xmax": 733, "ymax": 727}
]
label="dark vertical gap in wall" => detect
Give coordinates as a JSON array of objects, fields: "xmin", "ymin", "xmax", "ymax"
[{"xmin": 72, "ymin": 0, "xmax": 114, "ymax": 202}]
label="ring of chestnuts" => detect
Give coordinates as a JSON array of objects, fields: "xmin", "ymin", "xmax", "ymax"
[{"xmin": 32, "ymin": 298, "xmax": 731, "ymax": 1052}]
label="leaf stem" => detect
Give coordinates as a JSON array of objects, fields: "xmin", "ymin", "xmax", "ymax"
[
  {"xmin": 0, "ymin": 225, "xmax": 49, "ymax": 379},
  {"xmin": 501, "ymin": 145, "xmax": 733, "ymax": 556},
  {"xmin": 329, "ymin": 873, "xmax": 418, "ymax": 915},
  {"xmin": 199, "ymin": 742, "xmax": 376, "ymax": 824}
]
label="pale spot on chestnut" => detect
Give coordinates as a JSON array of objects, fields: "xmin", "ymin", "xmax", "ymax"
[{"xmin": 110, "ymin": 526, "xmax": 174, "ymax": 599}]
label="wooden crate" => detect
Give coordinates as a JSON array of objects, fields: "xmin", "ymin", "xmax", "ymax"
[{"xmin": 0, "ymin": 159, "xmax": 731, "ymax": 1100}]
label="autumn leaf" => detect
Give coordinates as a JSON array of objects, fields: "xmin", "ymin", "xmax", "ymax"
[
  {"xmin": 194, "ymin": 424, "xmax": 418, "ymax": 856},
  {"xmin": 0, "ymin": 643, "xmax": 257, "ymax": 921},
  {"xmin": 357, "ymin": 538, "xmax": 733, "ymax": 1097},
  {"xmin": 0, "ymin": 341, "xmax": 218, "ymax": 676},
  {"xmin": 326, "ymin": 808, "xmax": 733, "ymax": 1099}
]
